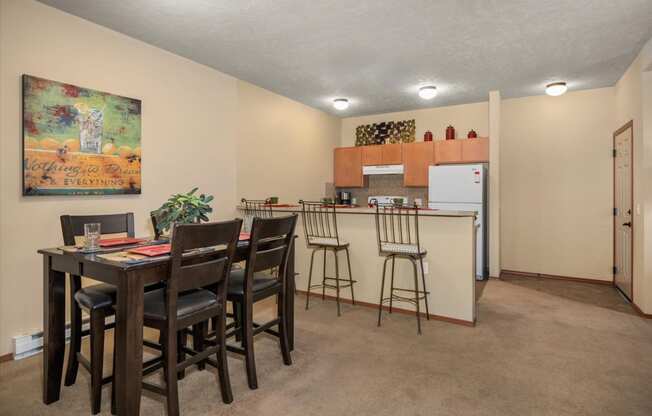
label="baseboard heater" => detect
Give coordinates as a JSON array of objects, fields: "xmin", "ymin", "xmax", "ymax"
[{"xmin": 12, "ymin": 316, "xmax": 114, "ymax": 361}]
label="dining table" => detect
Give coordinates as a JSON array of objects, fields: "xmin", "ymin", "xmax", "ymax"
[{"xmin": 38, "ymin": 236, "xmax": 296, "ymax": 416}]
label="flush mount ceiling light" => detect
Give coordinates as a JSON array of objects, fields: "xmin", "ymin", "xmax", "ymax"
[
  {"xmin": 545, "ymin": 82, "xmax": 568, "ymax": 96},
  {"xmin": 333, "ymin": 98, "xmax": 349, "ymax": 110},
  {"xmin": 418, "ymin": 86, "xmax": 438, "ymax": 100}
]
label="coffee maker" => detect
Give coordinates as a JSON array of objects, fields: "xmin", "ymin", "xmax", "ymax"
[{"xmin": 336, "ymin": 191, "xmax": 352, "ymax": 205}]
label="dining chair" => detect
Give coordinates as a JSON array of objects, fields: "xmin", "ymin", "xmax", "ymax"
[
  {"xmin": 224, "ymin": 214, "xmax": 297, "ymax": 390},
  {"xmin": 138, "ymin": 219, "xmax": 241, "ymax": 416},
  {"xmin": 299, "ymin": 200, "xmax": 356, "ymax": 316},
  {"xmin": 60, "ymin": 213, "xmax": 133, "ymax": 414},
  {"xmin": 373, "ymin": 203, "xmax": 430, "ymax": 334}
]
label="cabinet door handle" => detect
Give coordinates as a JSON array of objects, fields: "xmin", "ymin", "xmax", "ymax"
[{"xmin": 622, "ymin": 222, "xmax": 632, "ymax": 227}]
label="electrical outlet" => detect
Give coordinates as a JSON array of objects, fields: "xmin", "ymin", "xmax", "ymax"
[{"xmin": 423, "ymin": 262, "xmax": 429, "ymax": 274}]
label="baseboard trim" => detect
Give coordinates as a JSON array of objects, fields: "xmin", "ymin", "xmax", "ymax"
[
  {"xmin": 297, "ymin": 290, "xmax": 475, "ymax": 327},
  {"xmin": 501, "ymin": 269, "xmax": 613, "ymax": 286},
  {"xmin": 0, "ymin": 353, "xmax": 13, "ymax": 363},
  {"xmin": 631, "ymin": 302, "xmax": 652, "ymax": 319}
]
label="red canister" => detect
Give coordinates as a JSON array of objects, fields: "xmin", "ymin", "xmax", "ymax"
[
  {"xmin": 445, "ymin": 125, "xmax": 455, "ymax": 140},
  {"xmin": 467, "ymin": 130, "xmax": 478, "ymax": 138},
  {"xmin": 424, "ymin": 130, "xmax": 433, "ymax": 141}
]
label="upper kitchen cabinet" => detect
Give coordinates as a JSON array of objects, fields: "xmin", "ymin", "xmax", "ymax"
[
  {"xmin": 361, "ymin": 145, "xmax": 382, "ymax": 165},
  {"xmin": 361, "ymin": 143, "xmax": 403, "ymax": 165},
  {"xmin": 461, "ymin": 138, "xmax": 489, "ymax": 162},
  {"xmin": 381, "ymin": 143, "xmax": 402, "ymax": 164},
  {"xmin": 402, "ymin": 142, "xmax": 433, "ymax": 187},
  {"xmin": 434, "ymin": 140, "xmax": 462, "ymax": 164},
  {"xmin": 334, "ymin": 146, "xmax": 364, "ymax": 187},
  {"xmin": 434, "ymin": 138, "xmax": 489, "ymax": 164}
]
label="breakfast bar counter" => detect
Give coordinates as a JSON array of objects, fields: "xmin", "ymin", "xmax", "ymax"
[{"xmin": 239, "ymin": 205, "xmax": 477, "ymax": 326}]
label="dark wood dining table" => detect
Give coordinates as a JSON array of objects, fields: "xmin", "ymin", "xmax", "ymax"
[{"xmin": 38, "ymin": 238, "xmax": 295, "ymax": 416}]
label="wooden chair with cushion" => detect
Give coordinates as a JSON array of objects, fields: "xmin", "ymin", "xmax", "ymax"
[
  {"xmin": 60, "ymin": 213, "xmax": 133, "ymax": 414},
  {"xmin": 137, "ymin": 219, "xmax": 242, "ymax": 416},
  {"xmin": 224, "ymin": 214, "xmax": 297, "ymax": 390}
]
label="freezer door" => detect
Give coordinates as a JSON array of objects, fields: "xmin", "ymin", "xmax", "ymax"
[{"xmin": 428, "ymin": 164, "xmax": 484, "ymax": 204}]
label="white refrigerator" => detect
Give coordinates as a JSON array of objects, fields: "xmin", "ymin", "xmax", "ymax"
[{"xmin": 428, "ymin": 164, "xmax": 488, "ymax": 279}]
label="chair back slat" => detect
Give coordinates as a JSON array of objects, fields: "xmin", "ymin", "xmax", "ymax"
[
  {"xmin": 241, "ymin": 215, "xmax": 297, "ymax": 295},
  {"xmin": 177, "ymin": 257, "xmax": 229, "ymax": 293},
  {"xmin": 299, "ymin": 200, "xmax": 340, "ymax": 245},
  {"xmin": 374, "ymin": 203, "xmax": 422, "ymax": 254},
  {"xmin": 60, "ymin": 213, "xmax": 135, "ymax": 245},
  {"xmin": 251, "ymin": 245, "xmax": 286, "ymax": 273}
]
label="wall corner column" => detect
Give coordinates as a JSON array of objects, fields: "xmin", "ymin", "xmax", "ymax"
[{"xmin": 489, "ymin": 91, "xmax": 501, "ymax": 278}]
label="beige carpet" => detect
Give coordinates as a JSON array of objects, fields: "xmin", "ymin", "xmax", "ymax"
[{"xmin": 1, "ymin": 277, "xmax": 652, "ymax": 416}]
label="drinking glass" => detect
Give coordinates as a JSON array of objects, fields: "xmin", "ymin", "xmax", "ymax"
[{"xmin": 84, "ymin": 223, "xmax": 101, "ymax": 251}]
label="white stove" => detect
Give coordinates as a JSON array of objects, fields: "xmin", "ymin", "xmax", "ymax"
[{"xmin": 368, "ymin": 196, "xmax": 408, "ymax": 205}]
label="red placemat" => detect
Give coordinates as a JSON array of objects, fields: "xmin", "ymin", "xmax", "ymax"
[
  {"xmin": 99, "ymin": 237, "xmax": 147, "ymax": 247},
  {"xmin": 128, "ymin": 244, "xmax": 171, "ymax": 257}
]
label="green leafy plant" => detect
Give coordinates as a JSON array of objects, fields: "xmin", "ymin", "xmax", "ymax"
[{"xmin": 152, "ymin": 188, "xmax": 214, "ymax": 234}]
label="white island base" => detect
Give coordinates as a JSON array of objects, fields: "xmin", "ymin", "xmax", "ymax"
[{"xmin": 242, "ymin": 206, "xmax": 478, "ymax": 326}]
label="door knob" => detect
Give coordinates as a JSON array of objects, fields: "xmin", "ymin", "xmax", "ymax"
[{"xmin": 622, "ymin": 222, "xmax": 632, "ymax": 227}]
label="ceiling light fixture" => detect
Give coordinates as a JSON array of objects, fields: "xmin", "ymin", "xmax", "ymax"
[
  {"xmin": 333, "ymin": 98, "xmax": 349, "ymax": 110},
  {"xmin": 545, "ymin": 82, "xmax": 568, "ymax": 96},
  {"xmin": 418, "ymin": 86, "xmax": 438, "ymax": 100}
]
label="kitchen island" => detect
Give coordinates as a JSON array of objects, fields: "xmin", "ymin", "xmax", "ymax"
[{"xmin": 238, "ymin": 205, "xmax": 477, "ymax": 326}]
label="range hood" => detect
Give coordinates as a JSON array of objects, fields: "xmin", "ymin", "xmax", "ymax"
[{"xmin": 363, "ymin": 164, "xmax": 404, "ymax": 175}]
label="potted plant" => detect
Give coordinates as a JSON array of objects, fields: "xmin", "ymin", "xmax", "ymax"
[{"xmin": 152, "ymin": 188, "xmax": 214, "ymax": 236}]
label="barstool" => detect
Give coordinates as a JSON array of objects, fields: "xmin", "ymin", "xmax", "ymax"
[
  {"xmin": 373, "ymin": 203, "xmax": 430, "ymax": 334},
  {"xmin": 241, "ymin": 198, "xmax": 273, "ymax": 232},
  {"xmin": 299, "ymin": 200, "xmax": 356, "ymax": 316}
]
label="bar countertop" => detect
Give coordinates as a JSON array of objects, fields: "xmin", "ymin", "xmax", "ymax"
[{"xmin": 237, "ymin": 205, "xmax": 476, "ymax": 218}]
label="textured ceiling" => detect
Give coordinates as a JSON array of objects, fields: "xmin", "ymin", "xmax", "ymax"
[{"xmin": 38, "ymin": 0, "xmax": 652, "ymax": 117}]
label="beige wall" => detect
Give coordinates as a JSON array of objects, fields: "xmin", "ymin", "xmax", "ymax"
[
  {"xmin": 340, "ymin": 102, "xmax": 489, "ymax": 146},
  {"xmin": 500, "ymin": 88, "xmax": 615, "ymax": 281},
  {"xmin": 0, "ymin": 0, "xmax": 339, "ymax": 356},
  {"xmin": 0, "ymin": 0, "xmax": 239, "ymax": 355},
  {"xmin": 236, "ymin": 81, "xmax": 340, "ymax": 203},
  {"xmin": 614, "ymin": 37, "xmax": 652, "ymax": 313}
]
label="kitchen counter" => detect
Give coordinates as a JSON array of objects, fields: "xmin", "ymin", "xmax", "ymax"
[
  {"xmin": 237, "ymin": 204, "xmax": 477, "ymax": 218},
  {"xmin": 236, "ymin": 204, "xmax": 477, "ymax": 326}
]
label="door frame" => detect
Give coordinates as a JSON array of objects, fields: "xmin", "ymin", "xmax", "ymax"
[{"xmin": 612, "ymin": 120, "xmax": 634, "ymax": 300}]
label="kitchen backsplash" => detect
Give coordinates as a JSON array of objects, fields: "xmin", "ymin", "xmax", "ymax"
[{"xmin": 334, "ymin": 175, "xmax": 427, "ymax": 205}]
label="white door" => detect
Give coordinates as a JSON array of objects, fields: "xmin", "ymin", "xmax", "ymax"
[{"xmin": 614, "ymin": 122, "xmax": 633, "ymax": 300}]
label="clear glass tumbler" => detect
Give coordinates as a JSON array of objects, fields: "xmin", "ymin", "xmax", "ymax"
[{"xmin": 84, "ymin": 223, "xmax": 101, "ymax": 251}]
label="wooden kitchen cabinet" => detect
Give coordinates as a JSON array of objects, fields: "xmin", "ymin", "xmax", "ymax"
[
  {"xmin": 461, "ymin": 138, "xmax": 489, "ymax": 162},
  {"xmin": 402, "ymin": 142, "xmax": 433, "ymax": 187},
  {"xmin": 361, "ymin": 143, "xmax": 403, "ymax": 165},
  {"xmin": 361, "ymin": 145, "xmax": 382, "ymax": 165},
  {"xmin": 334, "ymin": 146, "xmax": 363, "ymax": 187},
  {"xmin": 381, "ymin": 143, "xmax": 402, "ymax": 164},
  {"xmin": 434, "ymin": 140, "xmax": 462, "ymax": 164}
]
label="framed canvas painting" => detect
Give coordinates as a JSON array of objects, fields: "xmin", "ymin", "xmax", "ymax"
[{"xmin": 22, "ymin": 75, "xmax": 142, "ymax": 195}]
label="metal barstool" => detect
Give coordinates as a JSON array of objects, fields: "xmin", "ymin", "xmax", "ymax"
[
  {"xmin": 374, "ymin": 203, "xmax": 430, "ymax": 334},
  {"xmin": 299, "ymin": 200, "xmax": 356, "ymax": 316},
  {"xmin": 241, "ymin": 198, "xmax": 273, "ymax": 232}
]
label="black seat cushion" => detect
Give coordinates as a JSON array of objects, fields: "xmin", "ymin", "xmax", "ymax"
[
  {"xmin": 72, "ymin": 282, "xmax": 164, "ymax": 311},
  {"xmin": 73, "ymin": 283, "xmax": 116, "ymax": 311},
  {"xmin": 228, "ymin": 269, "xmax": 281, "ymax": 296},
  {"xmin": 143, "ymin": 288, "xmax": 219, "ymax": 321}
]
